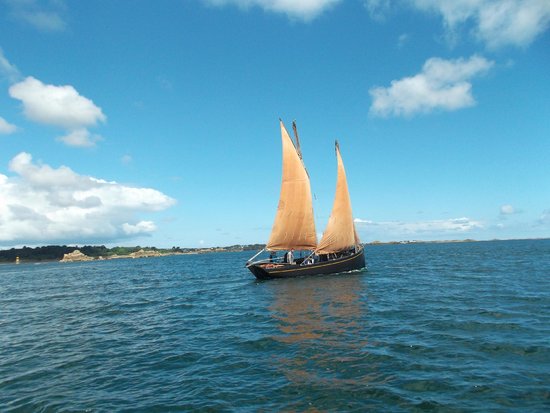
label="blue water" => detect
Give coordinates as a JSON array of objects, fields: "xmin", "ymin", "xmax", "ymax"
[{"xmin": 1, "ymin": 239, "xmax": 549, "ymax": 412}]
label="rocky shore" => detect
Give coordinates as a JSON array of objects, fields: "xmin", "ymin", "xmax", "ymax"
[
  {"xmin": 60, "ymin": 250, "xmax": 95, "ymax": 262},
  {"xmin": 60, "ymin": 249, "xmax": 181, "ymax": 262}
]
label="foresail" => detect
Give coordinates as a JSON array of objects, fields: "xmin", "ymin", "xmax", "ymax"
[
  {"xmin": 266, "ymin": 121, "xmax": 318, "ymax": 251},
  {"xmin": 316, "ymin": 141, "xmax": 360, "ymax": 254}
]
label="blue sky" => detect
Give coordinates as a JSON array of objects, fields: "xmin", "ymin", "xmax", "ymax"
[{"xmin": 0, "ymin": 0, "xmax": 549, "ymax": 248}]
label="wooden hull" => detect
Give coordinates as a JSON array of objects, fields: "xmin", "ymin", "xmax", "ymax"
[{"xmin": 247, "ymin": 248, "xmax": 366, "ymax": 280}]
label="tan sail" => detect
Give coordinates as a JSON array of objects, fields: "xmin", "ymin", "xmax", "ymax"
[
  {"xmin": 266, "ymin": 121, "xmax": 318, "ymax": 251},
  {"xmin": 316, "ymin": 141, "xmax": 360, "ymax": 254}
]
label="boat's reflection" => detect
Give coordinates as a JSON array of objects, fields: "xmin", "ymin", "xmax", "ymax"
[{"xmin": 268, "ymin": 273, "xmax": 377, "ymax": 391}]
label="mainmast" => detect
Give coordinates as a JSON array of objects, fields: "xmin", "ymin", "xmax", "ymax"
[
  {"xmin": 265, "ymin": 120, "xmax": 318, "ymax": 251},
  {"xmin": 292, "ymin": 120, "xmax": 302, "ymax": 160}
]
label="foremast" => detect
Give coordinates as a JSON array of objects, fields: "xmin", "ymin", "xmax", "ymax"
[{"xmin": 265, "ymin": 120, "xmax": 318, "ymax": 251}]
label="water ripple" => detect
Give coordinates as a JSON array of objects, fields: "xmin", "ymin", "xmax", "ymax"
[{"xmin": 1, "ymin": 240, "xmax": 550, "ymax": 411}]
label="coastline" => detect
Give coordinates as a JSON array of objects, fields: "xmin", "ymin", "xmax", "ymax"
[
  {"xmin": 0, "ymin": 244, "xmax": 264, "ymax": 264},
  {"xmin": 1, "ymin": 238, "xmax": 548, "ymax": 265}
]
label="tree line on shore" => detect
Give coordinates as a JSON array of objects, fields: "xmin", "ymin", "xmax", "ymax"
[{"xmin": 0, "ymin": 244, "xmax": 265, "ymax": 263}]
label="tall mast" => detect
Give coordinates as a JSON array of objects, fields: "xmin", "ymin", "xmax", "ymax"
[{"xmin": 292, "ymin": 120, "xmax": 302, "ymax": 159}]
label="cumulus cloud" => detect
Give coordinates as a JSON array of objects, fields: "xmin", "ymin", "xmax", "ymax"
[
  {"xmin": 9, "ymin": 77, "xmax": 105, "ymax": 129},
  {"xmin": 9, "ymin": 76, "xmax": 106, "ymax": 147},
  {"xmin": 365, "ymin": 0, "xmax": 550, "ymax": 49},
  {"xmin": 484, "ymin": 1, "xmax": 550, "ymax": 48},
  {"xmin": 122, "ymin": 221, "xmax": 157, "ymax": 235},
  {"xmin": 56, "ymin": 128, "xmax": 102, "ymax": 148},
  {"xmin": 0, "ymin": 152, "xmax": 176, "ymax": 245},
  {"xmin": 0, "ymin": 117, "xmax": 17, "ymax": 134},
  {"xmin": 354, "ymin": 216, "xmax": 483, "ymax": 238},
  {"xmin": 369, "ymin": 55, "xmax": 493, "ymax": 117},
  {"xmin": 204, "ymin": 0, "xmax": 342, "ymax": 20},
  {"xmin": 5, "ymin": 0, "xmax": 67, "ymax": 32}
]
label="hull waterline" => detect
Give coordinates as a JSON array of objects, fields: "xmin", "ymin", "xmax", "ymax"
[{"xmin": 247, "ymin": 248, "xmax": 366, "ymax": 280}]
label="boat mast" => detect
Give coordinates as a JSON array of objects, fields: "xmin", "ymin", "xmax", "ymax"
[
  {"xmin": 266, "ymin": 120, "xmax": 318, "ymax": 251},
  {"xmin": 292, "ymin": 120, "xmax": 302, "ymax": 159},
  {"xmin": 315, "ymin": 139, "xmax": 360, "ymax": 254}
]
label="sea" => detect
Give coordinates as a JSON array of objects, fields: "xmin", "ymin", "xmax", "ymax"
[{"xmin": 1, "ymin": 239, "xmax": 549, "ymax": 412}]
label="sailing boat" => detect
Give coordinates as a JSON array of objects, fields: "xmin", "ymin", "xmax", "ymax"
[{"xmin": 246, "ymin": 120, "xmax": 366, "ymax": 279}]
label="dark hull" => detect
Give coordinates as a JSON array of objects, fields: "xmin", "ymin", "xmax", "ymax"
[{"xmin": 247, "ymin": 248, "xmax": 366, "ymax": 280}]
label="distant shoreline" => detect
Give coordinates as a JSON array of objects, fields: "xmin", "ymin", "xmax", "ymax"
[
  {"xmin": 0, "ymin": 244, "xmax": 264, "ymax": 264},
  {"xmin": 367, "ymin": 237, "xmax": 549, "ymax": 245},
  {"xmin": 1, "ymin": 238, "xmax": 548, "ymax": 265}
]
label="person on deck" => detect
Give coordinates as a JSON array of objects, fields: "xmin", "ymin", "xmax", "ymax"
[{"xmin": 285, "ymin": 249, "xmax": 294, "ymax": 264}]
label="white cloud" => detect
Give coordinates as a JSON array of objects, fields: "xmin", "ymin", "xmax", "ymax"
[
  {"xmin": 500, "ymin": 204, "xmax": 516, "ymax": 215},
  {"xmin": 122, "ymin": 221, "xmax": 157, "ymax": 235},
  {"xmin": 366, "ymin": 0, "xmax": 550, "ymax": 49},
  {"xmin": 369, "ymin": 55, "xmax": 493, "ymax": 117},
  {"xmin": 204, "ymin": 0, "xmax": 342, "ymax": 20},
  {"xmin": 0, "ymin": 48, "xmax": 21, "ymax": 83},
  {"xmin": 0, "ymin": 117, "xmax": 17, "ymax": 134},
  {"xmin": 1, "ymin": 54, "xmax": 106, "ymax": 147},
  {"xmin": 56, "ymin": 128, "xmax": 102, "ymax": 148},
  {"xmin": 354, "ymin": 216, "xmax": 483, "ymax": 238},
  {"xmin": 475, "ymin": 0, "xmax": 550, "ymax": 48},
  {"xmin": 9, "ymin": 76, "xmax": 106, "ymax": 147},
  {"xmin": 0, "ymin": 152, "xmax": 176, "ymax": 245},
  {"xmin": 5, "ymin": 0, "xmax": 67, "ymax": 32},
  {"xmin": 364, "ymin": 0, "xmax": 392, "ymax": 20},
  {"xmin": 9, "ymin": 77, "xmax": 105, "ymax": 129}
]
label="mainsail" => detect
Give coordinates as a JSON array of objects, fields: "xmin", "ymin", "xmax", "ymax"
[
  {"xmin": 316, "ymin": 141, "xmax": 360, "ymax": 254},
  {"xmin": 266, "ymin": 121, "xmax": 318, "ymax": 251}
]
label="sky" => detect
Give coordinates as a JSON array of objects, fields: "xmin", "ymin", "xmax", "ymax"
[{"xmin": 0, "ymin": 0, "xmax": 549, "ymax": 248}]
